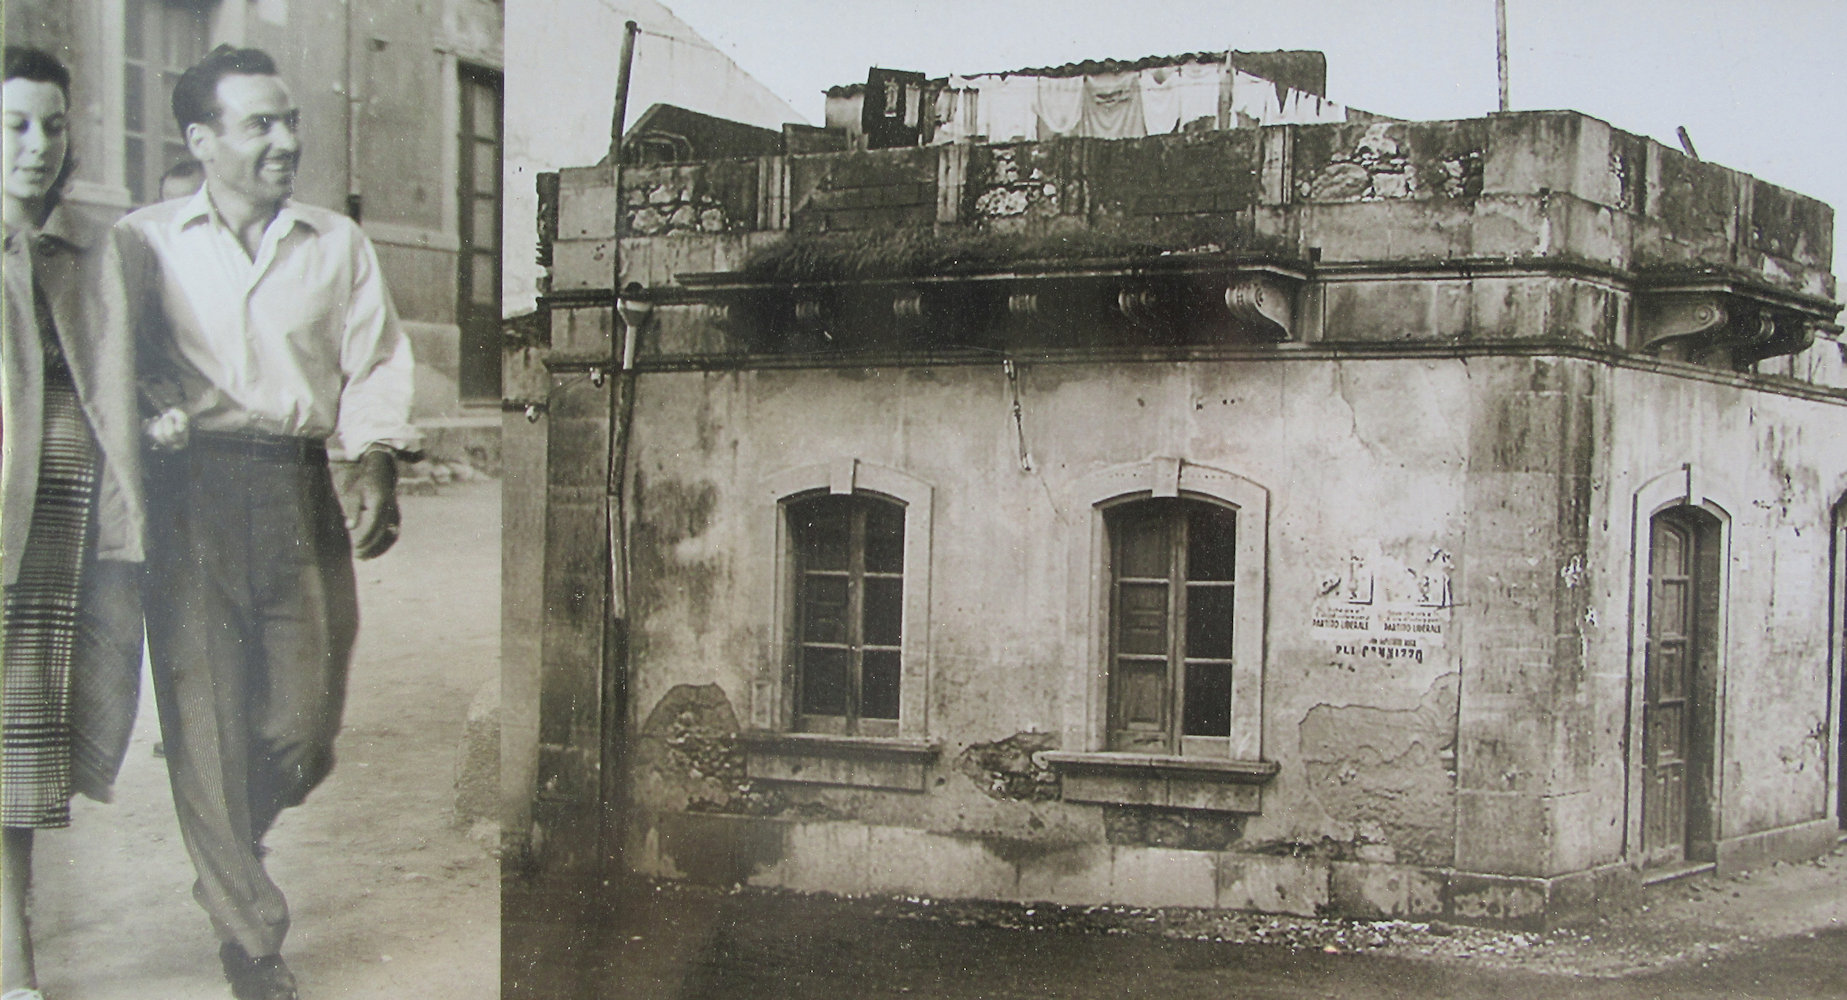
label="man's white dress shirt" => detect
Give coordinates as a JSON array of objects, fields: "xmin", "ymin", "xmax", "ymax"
[{"xmin": 115, "ymin": 187, "xmax": 419, "ymax": 457}]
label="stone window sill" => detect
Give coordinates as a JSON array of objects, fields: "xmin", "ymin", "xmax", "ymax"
[
  {"xmin": 1040, "ymin": 751, "xmax": 1279, "ymax": 813},
  {"xmin": 742, "ymin": 731, "xmax": 940, "ymax": 792}
]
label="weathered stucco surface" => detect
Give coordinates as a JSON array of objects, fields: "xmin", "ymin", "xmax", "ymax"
[{"xmin": 512, "ymin": 108, "xmax": 1847, "ymax": 925}]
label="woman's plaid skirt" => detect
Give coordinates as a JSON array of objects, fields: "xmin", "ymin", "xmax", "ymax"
[{"xmin": 2, "ymin": 374, "xmax": 110, "ymax": 828}]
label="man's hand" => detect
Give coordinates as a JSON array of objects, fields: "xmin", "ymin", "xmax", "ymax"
[
  {"xmin": 143, "ymin": 407, "xmax": 190, "ymax": 451},
  {"xmin": 347, "ymin": 447, "xmax": 401, "ymax": 560}
]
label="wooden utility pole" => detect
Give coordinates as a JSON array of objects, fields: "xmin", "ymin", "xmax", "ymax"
[{"xmin": 600, "ymin": 17, "xmax": 642, "ymax": 873}]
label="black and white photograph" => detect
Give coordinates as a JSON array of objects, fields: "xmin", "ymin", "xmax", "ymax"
[
  {"xmin": 6, "ymin": 2, "xmax": 1847, "ymax": 999},
  {"xmin": 2, "ymin": 2, "xmax": 499, "ymax": 998}
]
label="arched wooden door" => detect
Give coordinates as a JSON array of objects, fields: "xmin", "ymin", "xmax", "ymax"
[{"xmin": 1642, "ymin": 513, "xmax": 1698, "ymax": 866}]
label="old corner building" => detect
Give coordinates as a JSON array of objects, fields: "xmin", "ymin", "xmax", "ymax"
[{"xmin": 505, "ymin": 51, "xmax": 1847, "ymax": 928}]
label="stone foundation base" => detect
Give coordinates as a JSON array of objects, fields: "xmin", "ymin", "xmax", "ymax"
[
  {"xmin": 625, "ymin": 812, "xmax": 1842, "ymax": 930},
  {"xmin": 1715, "ymin": 818, "xmax": 1838, "ymax": 873}
]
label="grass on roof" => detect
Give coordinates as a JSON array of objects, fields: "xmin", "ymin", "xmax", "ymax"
[{"xmin": 738, "ymin": 228, "xmax": 1216, "ymax": 283}]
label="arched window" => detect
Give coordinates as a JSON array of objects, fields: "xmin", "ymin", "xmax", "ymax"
[
  {"xmin": 1106, "ymin": 498, "xmax": 1239, "ymax": 754},
  {"xmin": 787, "ymin": 492, "xmax": 906, "ymax": 735}
]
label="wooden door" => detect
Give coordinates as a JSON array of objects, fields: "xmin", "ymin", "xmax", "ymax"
[{"xmin": 1643, "ymin": 515, "xmax": 1696, "ymax": 866}]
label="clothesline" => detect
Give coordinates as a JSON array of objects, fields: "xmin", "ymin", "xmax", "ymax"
[{"xmin": 931, "ymin": 63, "xmax": 1349, "ymax": 144}]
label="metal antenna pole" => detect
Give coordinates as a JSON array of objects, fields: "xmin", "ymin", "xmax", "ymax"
[{"xmin": 1496, "ymin": 0, "xmax": 1510, "ymax": 112}]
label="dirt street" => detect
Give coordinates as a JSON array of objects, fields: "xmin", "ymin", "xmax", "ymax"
[
  {"xmin": 28, "ymin": 477, "xmax": 500, "ymax": 999},
  {"xmin": 506, "ymin": 838, "xmax": 1847, "ymax": 999}
]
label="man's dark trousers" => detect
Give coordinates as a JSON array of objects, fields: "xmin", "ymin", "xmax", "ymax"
[{"xmin": 143, "ymin": 436, "xmax": 357, "ymax": 957}]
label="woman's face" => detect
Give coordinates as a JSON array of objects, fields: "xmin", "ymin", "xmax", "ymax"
[{"xmin": 2, "ymin": 77, "xmax": 70, "ymax": 214}]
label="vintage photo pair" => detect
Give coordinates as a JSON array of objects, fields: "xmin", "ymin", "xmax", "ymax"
[{"xmin": 7, "ymin": 3, "xmax": 1847, "ymax": 998}]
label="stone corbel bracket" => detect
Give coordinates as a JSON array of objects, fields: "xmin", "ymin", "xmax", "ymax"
[
  {"xmin": 1635, "ymin": 274, "xmax": 1835, "ymax": 370},
  {"xmin": 1225, "ymin": 267, "xmax": 1299, "ymax": 341}
]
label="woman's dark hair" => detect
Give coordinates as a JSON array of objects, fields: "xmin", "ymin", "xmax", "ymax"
[{"xmin": 4, "ymin": 45, "xmax": 77, "ymax": 204}]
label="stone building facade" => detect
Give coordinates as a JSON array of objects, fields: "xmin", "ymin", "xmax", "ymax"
[{"xmin": 509, "ymin": 87, "xmax": 1847, "ymax": 926}]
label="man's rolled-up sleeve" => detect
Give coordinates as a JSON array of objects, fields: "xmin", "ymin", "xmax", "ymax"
[{"xmin": 334, "ymin": 229, "xmax": 421, "ymax": 458}]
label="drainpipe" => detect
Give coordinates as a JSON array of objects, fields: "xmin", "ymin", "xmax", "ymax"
[
  {"xmin": 600, "ymin": 18, "xmax": 642, "ymax": 876},
  {"xmin": 344, "ymin": 0, "xmax": 362, "ymax": 219}
]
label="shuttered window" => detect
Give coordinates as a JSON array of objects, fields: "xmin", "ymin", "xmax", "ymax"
[
  {"xmin": 790, "ymin": 493, "xmax": 905, "ymax": 736},
  {"xmin": 1107, "ymin": 498, "xmax": 1237, "ymax": 755}
]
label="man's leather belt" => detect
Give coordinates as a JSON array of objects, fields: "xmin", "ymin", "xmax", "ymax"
[{"xmin": 190, "ymin": 431, "xmax": 329, "ymax": 463}]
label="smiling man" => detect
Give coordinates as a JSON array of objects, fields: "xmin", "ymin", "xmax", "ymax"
[{"xmin": 113, "ymin": 45, "xmax": 418, "ymax": 1000}]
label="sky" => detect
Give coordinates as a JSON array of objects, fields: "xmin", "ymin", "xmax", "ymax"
[{"xmin": 652, "ymin": 0, "xmax": 1847, "ymax": 285}]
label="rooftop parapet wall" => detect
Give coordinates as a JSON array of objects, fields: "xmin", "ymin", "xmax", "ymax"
[{"xmin": 543, "ymin": 111, "xmax": 1838, "ymax": 374}]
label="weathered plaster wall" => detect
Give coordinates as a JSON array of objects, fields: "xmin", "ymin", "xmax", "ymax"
[
  {"xmin": 1591, "ymin": 367, "xmax": 1847, "ymax": 862},
  {"xmin": 518, "ymin": 107, "xmax": 1847, "ymax": 914},
  {"xmin": 616, "ymin": 355, "xmax": 1482, "ymax": 875}
]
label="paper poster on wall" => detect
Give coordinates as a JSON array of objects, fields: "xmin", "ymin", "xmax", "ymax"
[{"xmin": 1312, "ymin": 544, "xmax": 1451, "ymax": 660}]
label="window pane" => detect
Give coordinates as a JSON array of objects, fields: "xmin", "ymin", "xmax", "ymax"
[
  {"xmin": 1183, "ymin": 662, "xmax": 1233, "ymax": 736},
  {"xmin": 1187, "ymin": 505, "xmax": 1236, "ymax": 581},
  {"xmin": 863, "ymin": 501, "xmax": 904, "ymax": 573},
  {"xmin": 471, "ymin": 200, "xmax": 500, "ymax": 250},
  {"xmin": 1113, "ymin": 507, "xmax": 1171, "ymax": 579},
  {"xmin": 863, "ymin": 576, "xmax": 903, "ymax": 647},
  {"xmin": 1654, "ymin": 579, "xmax": 1688, "ymax": 635},
  {"xmin": 1117, "ymin": 582, "xmax": 1168, "ymax": 656},
  {"xmin": 160, "ymin": 5, "xmax": 206, "ymax": 66},
  {"xmin": 473, "ymin": 142, "xmax": 500, "ymax": 195},
  {"xmin": 861, "ymin": 649, "xmax": 901, "ymax": 719},
  {"xmin": 800, "ymin": 646, "xmax": 850, "ymax": 716},
  {"xmin": 472, "ymin": 81, "xmax": 501, "ymax": 138},
  {"xmin": 800, "ymin": 574, "xmax": 850, "ymax": 645},
  {"xmin": 1185, "ymin": 585, "xmax": 1234, "ymax": 660},
  {"xmin": 125, "ymin": 0, "xmax": 145, "ymax": 58},
  {"xmin": 1114, "ymin": 660, "xmax": 1166, "ymax": 728},
  {"xmin": 470, "ymin": 253, "xmax": 498, "ymax": 306},
  {"xmin": 793, "ymin": 497, "xmax": 850, "ymax": 571},
  {"xmin": 125, "ymin": 64, "xmax": 146, "ymax": 132},
  {"xmin": 162, "ymin": 141, "xmax": 190, "ymax": 179},
  {"xmin": 125, "ymin": 138, "xmax": 147, "ymax": 205}
]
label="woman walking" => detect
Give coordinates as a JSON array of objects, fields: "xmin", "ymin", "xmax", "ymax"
[{"xmin": 2, "ymin": 46, "xmax": 146, "ymax": 1000}]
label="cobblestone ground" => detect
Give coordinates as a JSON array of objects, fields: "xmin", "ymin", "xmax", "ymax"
[
  {"xmin": 506, "ymin": 841, "xmax": 1847, "ymax": 999},
  {"xmin": 30, "ymin": 477, "xmax": 501, "ymax": 999}
]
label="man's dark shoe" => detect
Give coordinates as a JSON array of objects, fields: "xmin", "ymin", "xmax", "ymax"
[{"xmin": 220, "ymin": 941, "xmax": 298, "ymax": 1000}]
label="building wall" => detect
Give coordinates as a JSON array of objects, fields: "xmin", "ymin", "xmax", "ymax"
[
  {"xmin": 604, "ymin": 350, "xmax": 1847, "ymax": 922},
  {"xmin": 519, "ymin": 108, "xmax": 1847, "ymax": 923},
  {"xmin": 3, "ymin": 0, "xmax": 504, "ymax": 422}
]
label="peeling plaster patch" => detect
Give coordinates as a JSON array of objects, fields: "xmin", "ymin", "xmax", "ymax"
[
  {"xmin": 956, "ymin": 732, "xmax": 1061, "ymax": 801},
  {"xmin": 1299, "ymin": 124, "xmax": 1433, "ymax": 202},
  {"xmin": 629, "ymin": 181, "xmax": 735, "ymax": 235},
  {"xmin": 634, "ymin": 684, "xmax": 780, "ymax": 815},
  {"xmin": 1103, "ymin": 806, "xmax": 1245, "ymax": 850},
  {"xmin": 1559, "ymin": 555, "xmax": 1586, "ymax": 589},
  {"xmin": 1609, "ymin": 150, "xmax": 1635, "ymax": 212},
  {"xmin": 1778, "ymin": 721, "xmax": 1830, "ymax": 773},
  {"xmin": 975, "ymin": 147, "xmax": 1060, "ymax": 219},
  {"xmin": 1439, "ymin": 150, "xmax": 1484, "ymax": 199},
  {"xmin": 1298, "ymin": 673, "xmax": 1460, "ymax": 867}
]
